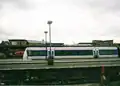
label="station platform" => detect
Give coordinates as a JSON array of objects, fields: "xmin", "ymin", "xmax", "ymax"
[{"xmin": 0, "ymin": 58, "xmax": 120, "ymax": 70}]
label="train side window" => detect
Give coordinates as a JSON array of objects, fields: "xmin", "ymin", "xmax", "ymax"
[
  {"xmin": 55, "ymin": 50, "xmax": 93, "ymax": 56},
  {"xmin": 99, "ymin": 50, "xmax": 118, "ymax": 55}
]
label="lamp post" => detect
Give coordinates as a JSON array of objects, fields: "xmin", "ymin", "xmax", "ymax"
[
  {"xmin": 44, "ymin": 31, "xmax": 48, "ymax": 60},
  {"xmin": 47, "ymin": 20, "xmax": 53, "ymax": 65}
]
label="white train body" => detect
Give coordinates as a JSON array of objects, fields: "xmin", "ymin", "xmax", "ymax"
[{"xmin": 23, "ymin": 47, "xmax": 118, "ymax": 60}]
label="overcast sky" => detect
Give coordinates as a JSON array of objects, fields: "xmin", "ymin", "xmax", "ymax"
[{"xmin": 0, "ymin": 0, "xmax": 120, "ymax": 44}]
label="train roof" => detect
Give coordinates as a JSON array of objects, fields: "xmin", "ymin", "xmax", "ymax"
[
  {"xmin": 95, "ymin": 47, "xmax": 117, "ymax": 49},
  {"xmin": 25, "ymin": 46, "xmax": 117, "ymax": 51}
]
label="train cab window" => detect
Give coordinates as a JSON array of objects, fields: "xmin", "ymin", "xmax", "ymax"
[{"xmin": 27, "ymin": 50, "xmax": 46, "ymax": 56}]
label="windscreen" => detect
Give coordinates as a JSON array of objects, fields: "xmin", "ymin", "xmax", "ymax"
[{"xmin": 27, "ymin": 50, "xmax": 46, "ymax": 56}]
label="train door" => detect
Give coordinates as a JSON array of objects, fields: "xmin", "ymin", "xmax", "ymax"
[
  {"xmin": 93, "ymin": 48, "xmax": 99, "ymax": 58},
  {"xmin": 117, "ymin": 47, "xmax": 120, "ymax": 58},
  {"xmin": 96, "ymin": 48, "xmax": 99, "ymax": 58},
  {"xmin": 47, "ymin": 49, "xmax": 55, "ymax": 59}
]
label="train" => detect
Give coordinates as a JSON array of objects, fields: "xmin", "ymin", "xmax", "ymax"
[{"xmin": 23, "ymin": 46, "xmax": 120, "ymax": 60}]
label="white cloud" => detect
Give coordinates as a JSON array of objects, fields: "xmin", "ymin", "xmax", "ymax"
[{"xmin": 0, "ymin": 0, "xmax": 120, "ymax": 44}]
